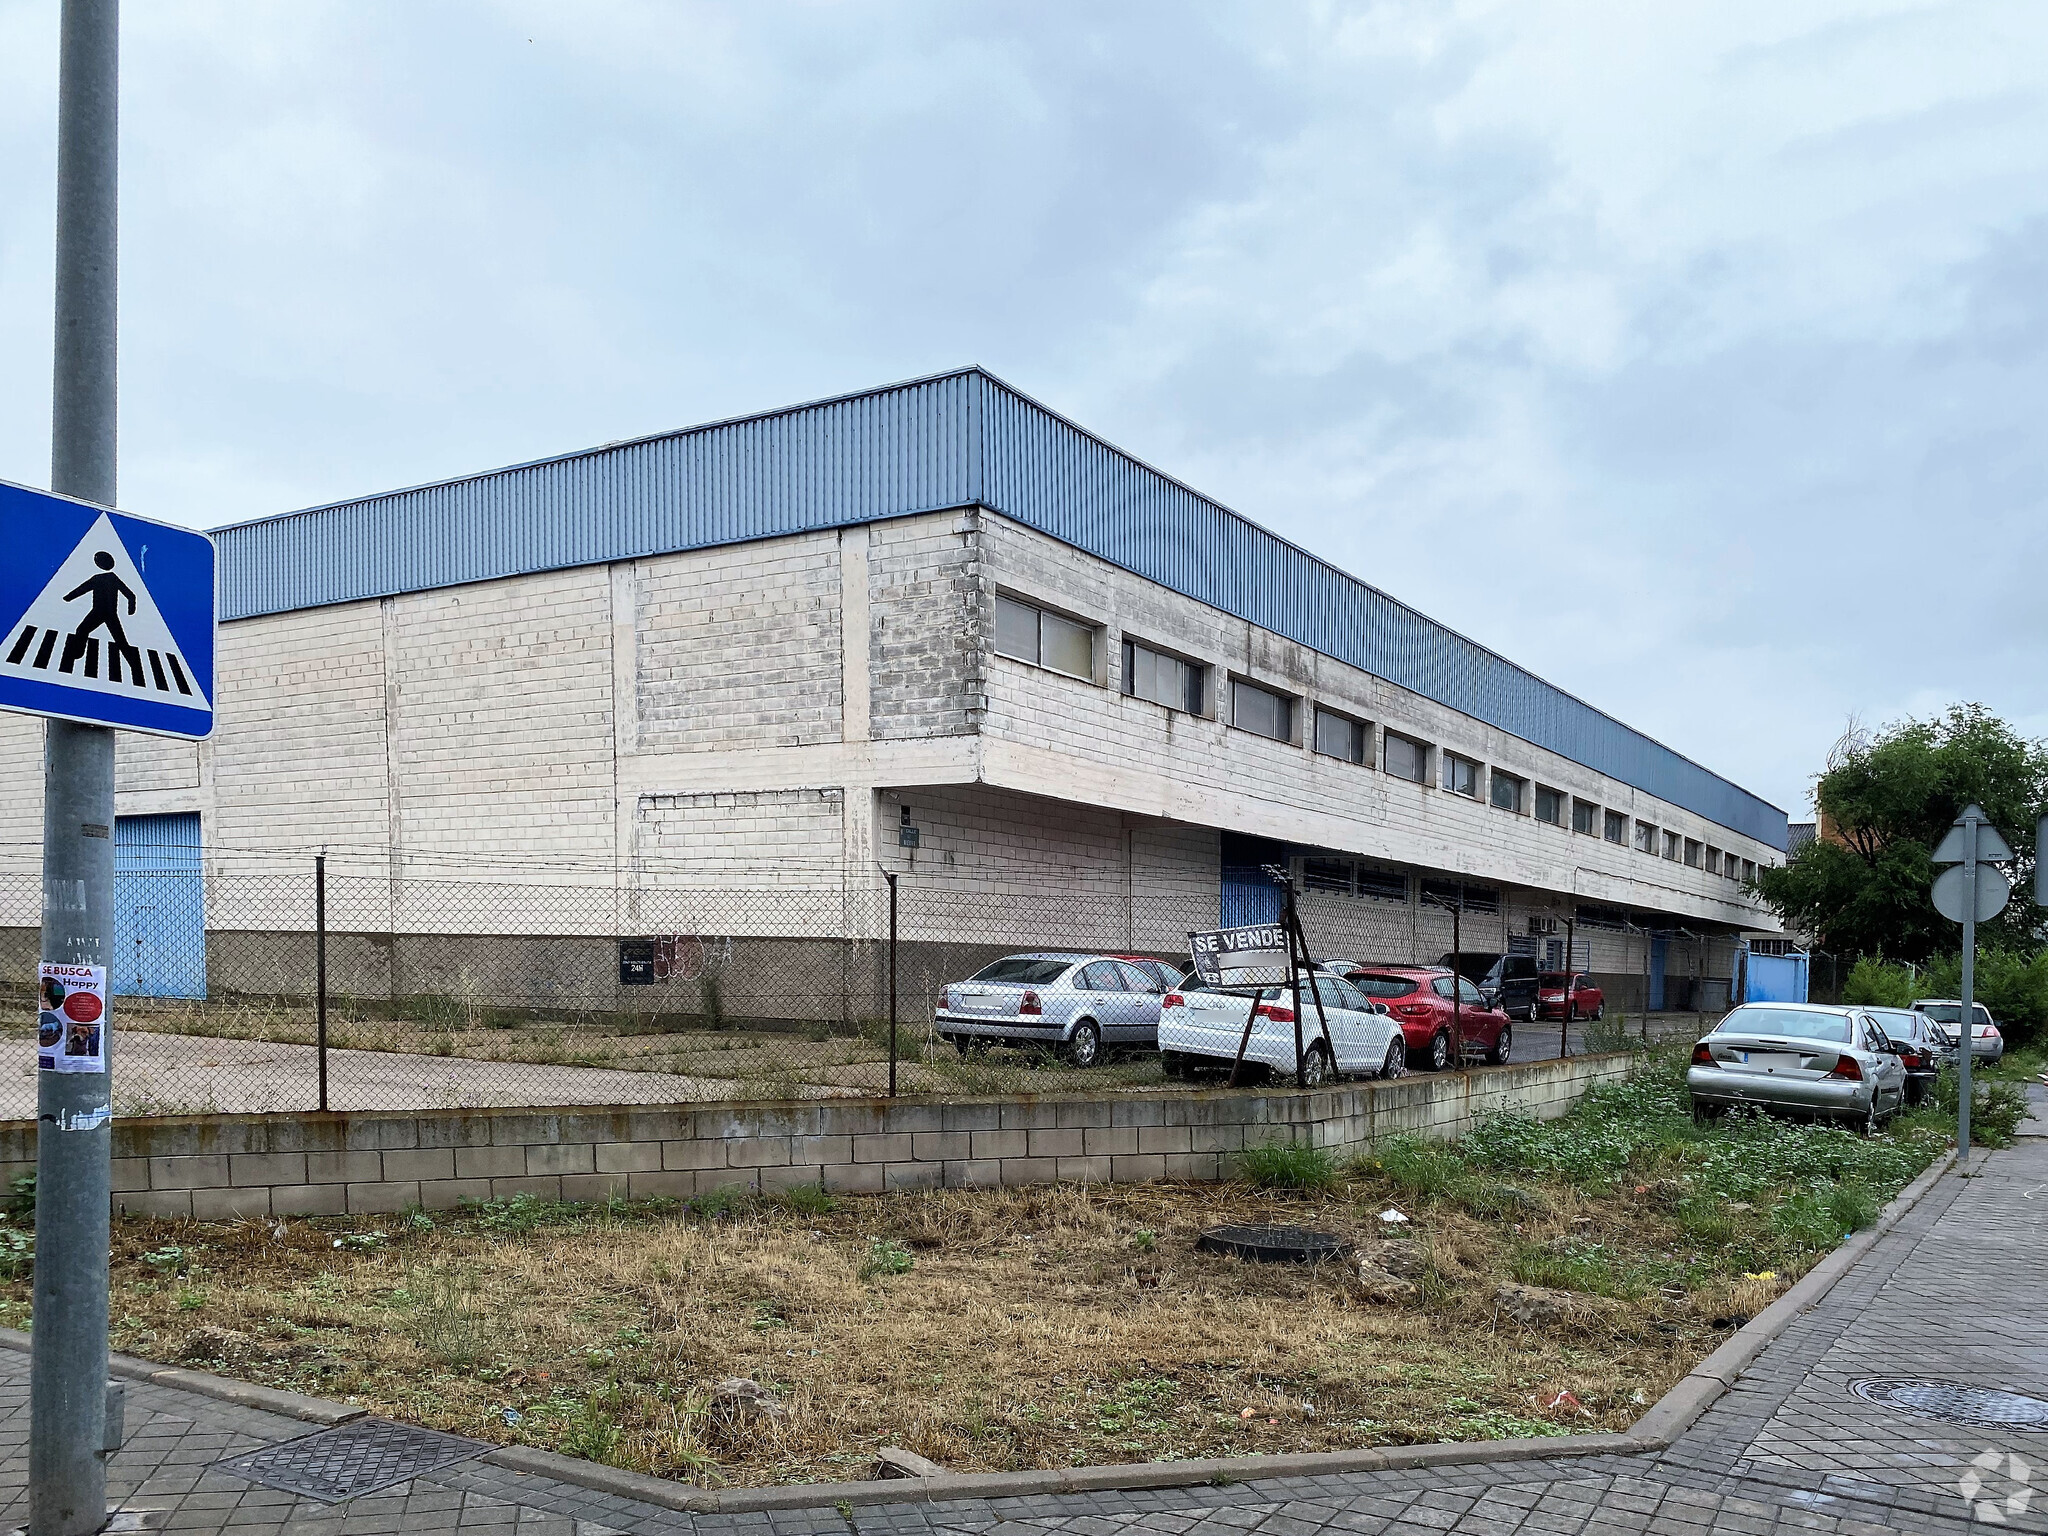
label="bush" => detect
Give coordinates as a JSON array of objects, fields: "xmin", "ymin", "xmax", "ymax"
[
  {"xmin": 1843, "ymin": 957, "xmax": 1916, "ymax": 1009},
  {"xmin": 1234, "ymin": 1140, "xmax": 1339, "ymax": 1191}
]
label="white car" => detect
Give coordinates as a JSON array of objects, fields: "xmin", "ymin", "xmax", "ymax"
[
  {"xmin": 1159, "ymin": 972, "xmax": 1406, "ymax": 1086},
  {"xmin": 1910, "ymin": 999, "xmax": 2004, "ymax": 1063}
]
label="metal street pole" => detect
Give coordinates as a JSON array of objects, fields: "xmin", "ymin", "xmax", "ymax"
[
  {"xmin": 1956, "ymin": 812, "xmax": 1978, "ymax": 1170},
  {"xmin": 33, "ymin": 3, "xmax": 119, "ymax": 1532}
]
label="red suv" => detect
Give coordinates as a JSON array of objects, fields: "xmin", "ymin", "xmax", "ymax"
[
  {"xmin": 1343, "ymin": 965, "xmax": 1513, "ymax": 1070},
  {"xmin": 1536, "ymin": 972, "xmax": 1604, "ymax": 1022}
]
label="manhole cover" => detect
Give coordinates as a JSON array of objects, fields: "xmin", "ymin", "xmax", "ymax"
[
  {"xmin": 1196, "ymin": 1223, "xmax": 1348, "ymax": 1263},
  {"xmin": 1850, "ymin": 1378, "xmax": 2048, "ymax": 1432},
  {"xmin": 213, "ymin": 1419, "xmax": 492, "ymax": 1503}
]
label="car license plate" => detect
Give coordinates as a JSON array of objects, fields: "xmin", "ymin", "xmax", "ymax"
[{"xmin": 1736, "ymin": 1050, "xmax": 1801, "ymax": 1070}]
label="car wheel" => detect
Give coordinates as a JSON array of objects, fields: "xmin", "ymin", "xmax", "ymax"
[
  {"xmin": 1593, "ymin": 1003, "xmax": 1604, "ymax": 1022},
  {"xmin": 1063, "ymin": 1021, "xmax": 1102, "ymax": 1069},
  {"xmin": 1381, "ymin": 1037, "xmax": 1406, "ymax": 1078},
  {"xmin": 952, "ymin": 1035, "xmax": 985, "ymax": 1057},
  {"xmin": 1427, "ymin": 1030, "xmax": 1451, "ymax": 1072},
  {"xmin": 1692, "ymin": 1099, "xmax": 1726, "ymax": 1126},
  {"xmin": 1860, "ymin": 1095, "xmax": 1882, "ymax": 1136},
  {"xmin": 1489, "ymin": 1024, "xmax": 1513, "ymax": 1065},
  {"xmin": 1299, "ymin": 1043, "xmax": 1333, "ymax": 1088}
]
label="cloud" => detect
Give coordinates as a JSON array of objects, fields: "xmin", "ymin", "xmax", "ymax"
[{"xmin": 0, "ymin": 0, "xmax": 2042, "ymax": 814}]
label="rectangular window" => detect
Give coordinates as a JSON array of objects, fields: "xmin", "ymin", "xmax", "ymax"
[
  {"xmin": 994, "ymin": 594, "xmax": 1094, "ymax": 680},
  {"xmin": 1355, "ymin": 865, "xmax": 1409, "ymax": 902},
  {"xmin": 1605, "ymin": 809, "xmax": 1627, "ymax": 844},
  {"xmin": 1534, "ymin": 786, "xmax": 1564, "ymax": 826},
  {"xmin": 1384, "ymin": 732, "xmax": 1429, "ymax": 784},
  {"xmin": 1490, "ymin": 771, "xmax": 1526, "ymax": 813},
  {"xmin": 1443, "ymin": 753, "xmax": 1481, "ymax": 798},
  {"xmin": 1230, "ymin": 678, "xmax": 1293, "ymax": 742},
  {"xmin": 1684, "ymin": 838, "xmax": 1702, "ymax": 869},
  {"xmin": 1122, "ymin": 638, "xmax": 1204, "ymax": 714},
  {"xmin": 1635, "ymin": 820, "xmax": 1656, "ymax": 853},
  {"xmin": 1663, "ymin": 830, "xmax": 1681, "ymax": 861},
  {"xmin": 1313, "ymin": 708, "xmax": 1368, "ymax": 764},
  {"xmin": 1301, "ymin": 858, "xmax": 1352, "ymax": 893},
  {"xmin": 1577, "ymin": 903, "xmax": 1627, "ymax": 930},
  {"xmin": 1705, "ymin": 846, "xmax": 1721, "ymax": 875},
  {"xmin": 1741, "ymin": 859, "xmax": 1757, "ymax": 883},
  {"xmin": 1573, "ymin": 798, "xmax": 1598, "ymax": 835},
  {"xmin": 1421, "ymin": 878, "xmax": 1499, "ymax": 915}
]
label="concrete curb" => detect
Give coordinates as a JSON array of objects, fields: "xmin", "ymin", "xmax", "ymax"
[
  {"xmin": 0, "ymin": 1328, "xmax": 366, "ymax": 1426},
  {"xmin": 0, "ymin": 1145, "xmax": 1962, "ymax": 1515}
]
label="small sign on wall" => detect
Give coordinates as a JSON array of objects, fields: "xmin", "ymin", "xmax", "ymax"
[{"xmin": 618, "ymin": 938, "xmax": 657, "ymax": 986}]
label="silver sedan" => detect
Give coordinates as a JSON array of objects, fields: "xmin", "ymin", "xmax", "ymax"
[{"xmin": 1688, "ymin": 1003, "xmax": 1909, "ymax": 1133}]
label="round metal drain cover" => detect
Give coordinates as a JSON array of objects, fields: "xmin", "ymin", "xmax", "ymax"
[
  {"xmin": 1850, "ymin": 1378, "xmax": 2048, "ymax": 1432},
  {"xmin": 1197, "ymin": 1223, "xmax": 1348, "ymax": 1263}
]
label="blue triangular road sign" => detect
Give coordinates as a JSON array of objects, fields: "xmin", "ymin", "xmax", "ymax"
[{"xmin": 0, "ymin": 481, "xmax": 215, "ymax": 740}]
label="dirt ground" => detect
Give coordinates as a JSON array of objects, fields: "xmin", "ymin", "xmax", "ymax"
[{"xmin": 0, "ymin": 1172, "xmax": 1785, "ymax": 1490}]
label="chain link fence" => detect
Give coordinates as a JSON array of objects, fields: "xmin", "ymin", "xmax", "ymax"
[{"xmin": 0, "ymin": 854, "xmax": 1736, "ymax": 1116}]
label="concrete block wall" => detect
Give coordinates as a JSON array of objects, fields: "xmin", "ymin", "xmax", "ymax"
[
  {"xmin": 0, "ymin": 1052, "xmax": 1632, "ymax": 1222},
  {"xmin": 635, "ymin": 533, "xmax": 843, "ymax": 751},
  {"xmin": 869, "ymin": 511, "xmax": 982, "ymax": 741}
]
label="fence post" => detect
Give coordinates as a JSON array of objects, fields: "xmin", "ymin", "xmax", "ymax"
[
  {"xmin": 1558, "ymin": 918, "xmax": 1573, "ymax": 1059},
  {"xmin": 885, "ymin": 871, "xmax": 898, "ymax": 1098},
  {"xmin": 315, "ymin": 853, "xmax": 328, "ymax": 1113}
]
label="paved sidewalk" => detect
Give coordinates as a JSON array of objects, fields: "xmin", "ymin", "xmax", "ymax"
[{"xmin": 1, "ymin": 1100, "xmax": 2040, "ymax": 1536}]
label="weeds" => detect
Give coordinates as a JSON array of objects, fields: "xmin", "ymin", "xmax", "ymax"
[
  {"xmin": 1235, "ymin": 1140, "xmax": 1340, "ymax": 1191},
  {"xmin": 858, "ymin": 1237, "xmax": 915, "ymax": 1280},
  {"xmin": 769, "ymin": 1184, "xmax": 837, "ymax": 1218}
]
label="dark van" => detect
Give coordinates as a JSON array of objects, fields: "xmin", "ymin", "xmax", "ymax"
[{"xmin": 1438, "ymin": 952, "xmax": 1540, "ymax": 1020}]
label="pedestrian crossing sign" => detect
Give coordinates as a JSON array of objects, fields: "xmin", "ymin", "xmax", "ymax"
[{"xmin": 0, "ymin": 479, "xmax": 215, "ymax": 740}]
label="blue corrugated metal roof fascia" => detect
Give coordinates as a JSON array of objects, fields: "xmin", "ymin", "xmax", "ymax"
[{"xmin": 212, "ymin": 366, "xmax": 1786, "ymax": 849}]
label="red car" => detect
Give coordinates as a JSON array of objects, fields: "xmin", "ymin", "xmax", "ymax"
[
  {"xmin": 1342, "ymin": 965, "xmax": 1513, "ymax": 1070},
  {"xmin": 1536, "ymin": 971, "xmax": 1605, "ymax": 1022}
]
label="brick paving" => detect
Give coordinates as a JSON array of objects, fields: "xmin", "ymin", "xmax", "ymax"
[{"xmin": 0, "ymin": 1091, "xmax": 2039, "ymax": 1536}]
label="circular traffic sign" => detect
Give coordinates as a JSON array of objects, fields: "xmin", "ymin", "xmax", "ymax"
[{"xmin": 1933, "ymin": 863, "xmax": 2010, "ymax": 924}]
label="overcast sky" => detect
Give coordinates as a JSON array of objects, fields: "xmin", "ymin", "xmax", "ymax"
[{"xmin": 2, "ymin": 1, "xmax": 2042, "ymax": 820}]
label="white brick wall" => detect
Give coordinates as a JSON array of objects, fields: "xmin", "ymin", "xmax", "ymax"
[{"xmin": 636, "ymin": 535, "xmax": 843, "ymax": 750}]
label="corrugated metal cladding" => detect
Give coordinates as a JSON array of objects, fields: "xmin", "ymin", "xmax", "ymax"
[{"xmin": 215, "ymin": 367, "xmax": 1786, "ymax": 848}]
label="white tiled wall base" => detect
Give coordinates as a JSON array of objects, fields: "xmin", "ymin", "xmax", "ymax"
[{"xmin": 0, "ymin": 1053, "xmax": 1634, "ymax": 1221}]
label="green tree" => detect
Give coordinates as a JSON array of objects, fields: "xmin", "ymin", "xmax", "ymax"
[{"xmin": 1755, "ymin": 704, "xmax": 2048, "ymax": 962}]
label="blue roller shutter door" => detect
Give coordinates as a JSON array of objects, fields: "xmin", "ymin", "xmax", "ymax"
[{"xmin": 114, "ymin": 812, "xmax": 207, "ymax": 999}]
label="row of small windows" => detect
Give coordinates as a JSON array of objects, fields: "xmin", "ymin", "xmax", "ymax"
[{"xmin": 994, "ymin": 592, "xmax": 1762, "ymax": 885}]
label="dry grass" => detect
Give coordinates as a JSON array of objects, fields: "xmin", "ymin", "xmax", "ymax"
[{"xmin": 0, "ymin": 1171, "xmax": 1782, "ymax": 1490}]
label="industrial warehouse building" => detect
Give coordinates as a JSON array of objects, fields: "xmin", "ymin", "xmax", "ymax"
[{"xmin": 0, "ymin": 369, "xmax": 1785, "ymax": 1019}]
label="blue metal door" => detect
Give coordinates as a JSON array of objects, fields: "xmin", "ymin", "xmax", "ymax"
[
  {"xmin": 1220, "ymin": 867, "xmax": 1282, "ymax": 928},
  {"xmin": 114, "ymin": 813, "xmax": 206, "ymax": 999},
  {"xmin": 1649, "ymin": 937, "xmax": 1667, "ymax": 1012}
]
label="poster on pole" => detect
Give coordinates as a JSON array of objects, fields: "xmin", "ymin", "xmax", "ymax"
[{"xmin": 37, "ymin": 963, "xmax": 107, "ymax": 1074}]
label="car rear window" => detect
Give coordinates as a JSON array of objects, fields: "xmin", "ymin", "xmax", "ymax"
[
  {"xmin": 1918, "ymin": 1003, "xmax": 1992, "ymax": 1026},
  {"xmin": 1717, "ymin": 1007, "xmax": 1853, "ymax": 1044},
  {"xmin": 1538, "ymin": 973, "xmax": 1568, "ymax": 986},
  {"xmin": 1350, "ymin": 975, "xmax": 1418, "ymax": 999},
  {"xmin": 971, "ymin": 958, "xmax": 1074, "ymax": 986}
]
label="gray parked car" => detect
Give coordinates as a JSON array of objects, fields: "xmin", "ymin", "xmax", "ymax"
[
  {"xmin": 934, "ymin": 953, "xmax": 1167, "ymax": 1067},
  {"xmin": 1688, "ymin": 1002, "xmax": 1909, "ymax": 1133},
  {"xmin": 1910, "ymin": 999, "xmax": 2005, "ymax": 1063}
]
